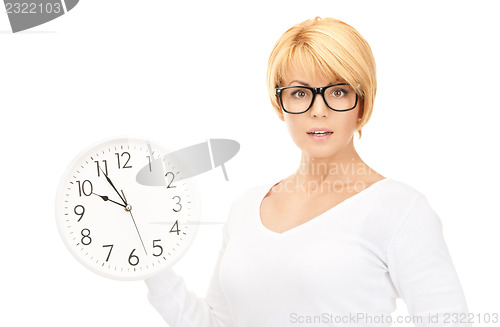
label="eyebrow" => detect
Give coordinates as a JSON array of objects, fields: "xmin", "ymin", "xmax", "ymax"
[
  {"xmin": 287, "ymin": 79, "xmax": 343, "ymax": 87},
  {"xmin": 288, "ymin": 80, "xmax": 311, "ymax": 86}
]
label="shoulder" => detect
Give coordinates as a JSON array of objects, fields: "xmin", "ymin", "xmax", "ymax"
[
  {"xmin": 376, "ymin": 178, "xmax": 443, "ymax": 242},
  {"xmin": 373, "ymin": 177, "xmax": 427, "ymax": 207},
  {"xmin": 364, "ymin": 178, "xmax": 437, "ymax": 234},
  {"xmin": 379, "ymin": 177, "xmax": 424, "ymax": 196},
  {"xmin": 361, "ymin": 178, "xmax": 443, "ymax": 261}
]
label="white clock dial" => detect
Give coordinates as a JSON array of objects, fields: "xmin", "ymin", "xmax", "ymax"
[{"xmin": 55, "ymin": 138, "xmax": 201, "ymax": 281}]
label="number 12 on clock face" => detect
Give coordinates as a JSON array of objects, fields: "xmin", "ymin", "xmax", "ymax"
[{"xmin": 55, "ymin": 138, "xmax": 201, "ymax": 281}]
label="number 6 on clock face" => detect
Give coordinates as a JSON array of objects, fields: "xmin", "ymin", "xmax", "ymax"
[{"xmin": 55, "ymin": 138, "xmax": 201, "ymax": 281}]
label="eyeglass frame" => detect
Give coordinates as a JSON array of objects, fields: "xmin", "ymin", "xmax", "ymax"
[{"xmin": 275, "ymin": 83, "xmax": 359, "ymax": 114}]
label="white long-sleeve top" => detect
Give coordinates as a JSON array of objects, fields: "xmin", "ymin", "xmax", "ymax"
[{"xmin": 145, "ymin": 177, "xmax": 470, "ymax": 327}]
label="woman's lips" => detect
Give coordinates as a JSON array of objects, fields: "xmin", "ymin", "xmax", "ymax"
[{"xmin": 306, "ymin": 128, "xmax": 333, "ymax": 141}]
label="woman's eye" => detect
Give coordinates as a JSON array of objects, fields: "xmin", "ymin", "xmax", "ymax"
[
  {"xmin": 291, "ymin": 89, "xmax": 308, "ymax": 99},
  {"xmin": 330, "ymin": 88, "xmax": 347, "ymax": 98}
]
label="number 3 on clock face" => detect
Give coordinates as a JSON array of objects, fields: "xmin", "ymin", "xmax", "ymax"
[{"xmin": 55, "ymin": 138, "xmax": 201, "ymax": 281}]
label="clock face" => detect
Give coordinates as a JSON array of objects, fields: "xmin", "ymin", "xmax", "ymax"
[{"xmin": 55, "ymin": 138, "xmax": 201, "ymax": 281}]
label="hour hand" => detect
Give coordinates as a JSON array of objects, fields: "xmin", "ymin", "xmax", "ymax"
[
  {"xmin": 99, "ymin": 167, "xmax": 127, "ymax": 205},
  {"xmin": 92, "ymin": 192, "xmax": 126, "ymax": 208}
]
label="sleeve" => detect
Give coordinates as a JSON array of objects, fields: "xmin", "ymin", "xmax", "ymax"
[
  {"xmin": 143, "ymin": 202, "xmax": 236, "ymax": 327},
  {"xmin": 387, "ymin": 194, "xmax": 471, "ymax": 326}
]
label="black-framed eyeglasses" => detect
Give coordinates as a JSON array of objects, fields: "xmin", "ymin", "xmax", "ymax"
[{"xmin": 275, "ymin": 83, "xmax": 359, "ymax": 114}]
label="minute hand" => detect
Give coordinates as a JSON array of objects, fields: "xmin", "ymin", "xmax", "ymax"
[{"xmin": 100, "ymin": 167, "xmax": 127, "ymax": 205}]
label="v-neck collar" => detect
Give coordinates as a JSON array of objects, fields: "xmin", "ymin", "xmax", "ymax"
[{"xmin": 256, "ymin": 177, "xmax": 392, "ymax": 237}]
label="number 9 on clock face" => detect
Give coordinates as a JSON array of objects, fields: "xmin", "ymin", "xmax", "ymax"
[{"xmin": 55, "ymin": 138, "xmax": 201, "ymax": 281}]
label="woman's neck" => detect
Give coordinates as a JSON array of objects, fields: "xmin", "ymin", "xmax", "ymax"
[{"xmin": 290, "ymin": 142, "xmax": 377, "ymax": 195}]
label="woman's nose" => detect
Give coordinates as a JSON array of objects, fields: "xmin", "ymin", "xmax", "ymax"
[{"xmin": 309, "ymin": 93, "xmax": 329, "ymax": 117}]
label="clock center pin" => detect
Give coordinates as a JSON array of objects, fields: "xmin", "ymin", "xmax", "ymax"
[{"xmin": 125, "ymin": 204, "xmax": 132, "ymax": 212}]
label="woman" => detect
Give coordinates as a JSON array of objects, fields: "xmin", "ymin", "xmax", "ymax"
[{"xmin": 145, "ymin": 17, "xmax": 470, "ymax": 326}]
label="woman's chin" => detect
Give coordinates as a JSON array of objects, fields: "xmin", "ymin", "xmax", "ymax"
[{"xmin": 300, "ymin": 146, "xmax": 343, "ymax": 160}]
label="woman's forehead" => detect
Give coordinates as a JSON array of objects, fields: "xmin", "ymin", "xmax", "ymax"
[{"xmin": 282, "ymin": 63, "xmax": 343, "ymax": 85}]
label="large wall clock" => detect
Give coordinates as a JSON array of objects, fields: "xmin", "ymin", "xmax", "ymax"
[{"xmin": 55, "ymin": 137, "xmax": 201, "ymax": 280}]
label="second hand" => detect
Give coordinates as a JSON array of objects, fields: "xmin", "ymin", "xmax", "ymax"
[
  {"xmin": 122, "ymin": 190, "xmax": 148, "ymax": 256},
  {"xmin": 128, "ymin": 209, "xmax": 148, "ymax": 256}
]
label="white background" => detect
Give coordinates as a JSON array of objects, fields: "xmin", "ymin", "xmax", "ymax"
[{"xmin": 1, "ymin": 0, "xmax": 499, "ymax": 326}]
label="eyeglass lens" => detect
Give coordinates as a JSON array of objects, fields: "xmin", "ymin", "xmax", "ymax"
[{"xmin": 281, "ymin": 84, "xmax": 356, "ymax": 113}]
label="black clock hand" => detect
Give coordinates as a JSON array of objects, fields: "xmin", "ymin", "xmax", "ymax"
[
  {"xmin": 91, "ymin": 192, "xmax": 126, "ymax": 208},
  {"xmin": 99, "ymin": 166, "xmax": 127, "ymax": 205},
  {"xmin": 120, "ymin": 189, "xmax": 127, "ymax": 204}
]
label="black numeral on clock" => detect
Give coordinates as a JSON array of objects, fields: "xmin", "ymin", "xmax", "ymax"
[
  {"xmin": 81, "ymin": 228, "xmax": 92, "ymax": 245},
  {"xmin": 152, "ymin": 240, "xmax": 163, "ymax": 257},
  {"xmin": 74, "ymin": 205, "xmax": 85, "ymax": 222},
  {"xmin": 95, "ymin": 160, "xmax": 108, "ymax": 176},
  {"xmin": 172, "ymin": 195, "xmax": 182, "ymax": 212},
  {"xmin": 102, "ymin": 244, "xmax": 113, "ymax": 262},
  {"xmin": 115, "ymin": 152, "xmax": 132, "ymax": 169},
  {"xmin": 165, "ymin": 171, "xmax": 176, "ymax": 188},
  {"xmin": 128, "ymin": 249, "xmax": 139, "ymax": 266},
  {"xmin": 170, "ymin": 220, "xmax": 180, "ymax": 235},
  {"xmin": 76, "ymin": 180, "xmax": 93, "ymax": 196}
]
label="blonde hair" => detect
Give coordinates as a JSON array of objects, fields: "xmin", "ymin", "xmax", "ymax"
[{"xmin": 266, "ymin": 17, "xmax": 376, "ymax": 139}]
